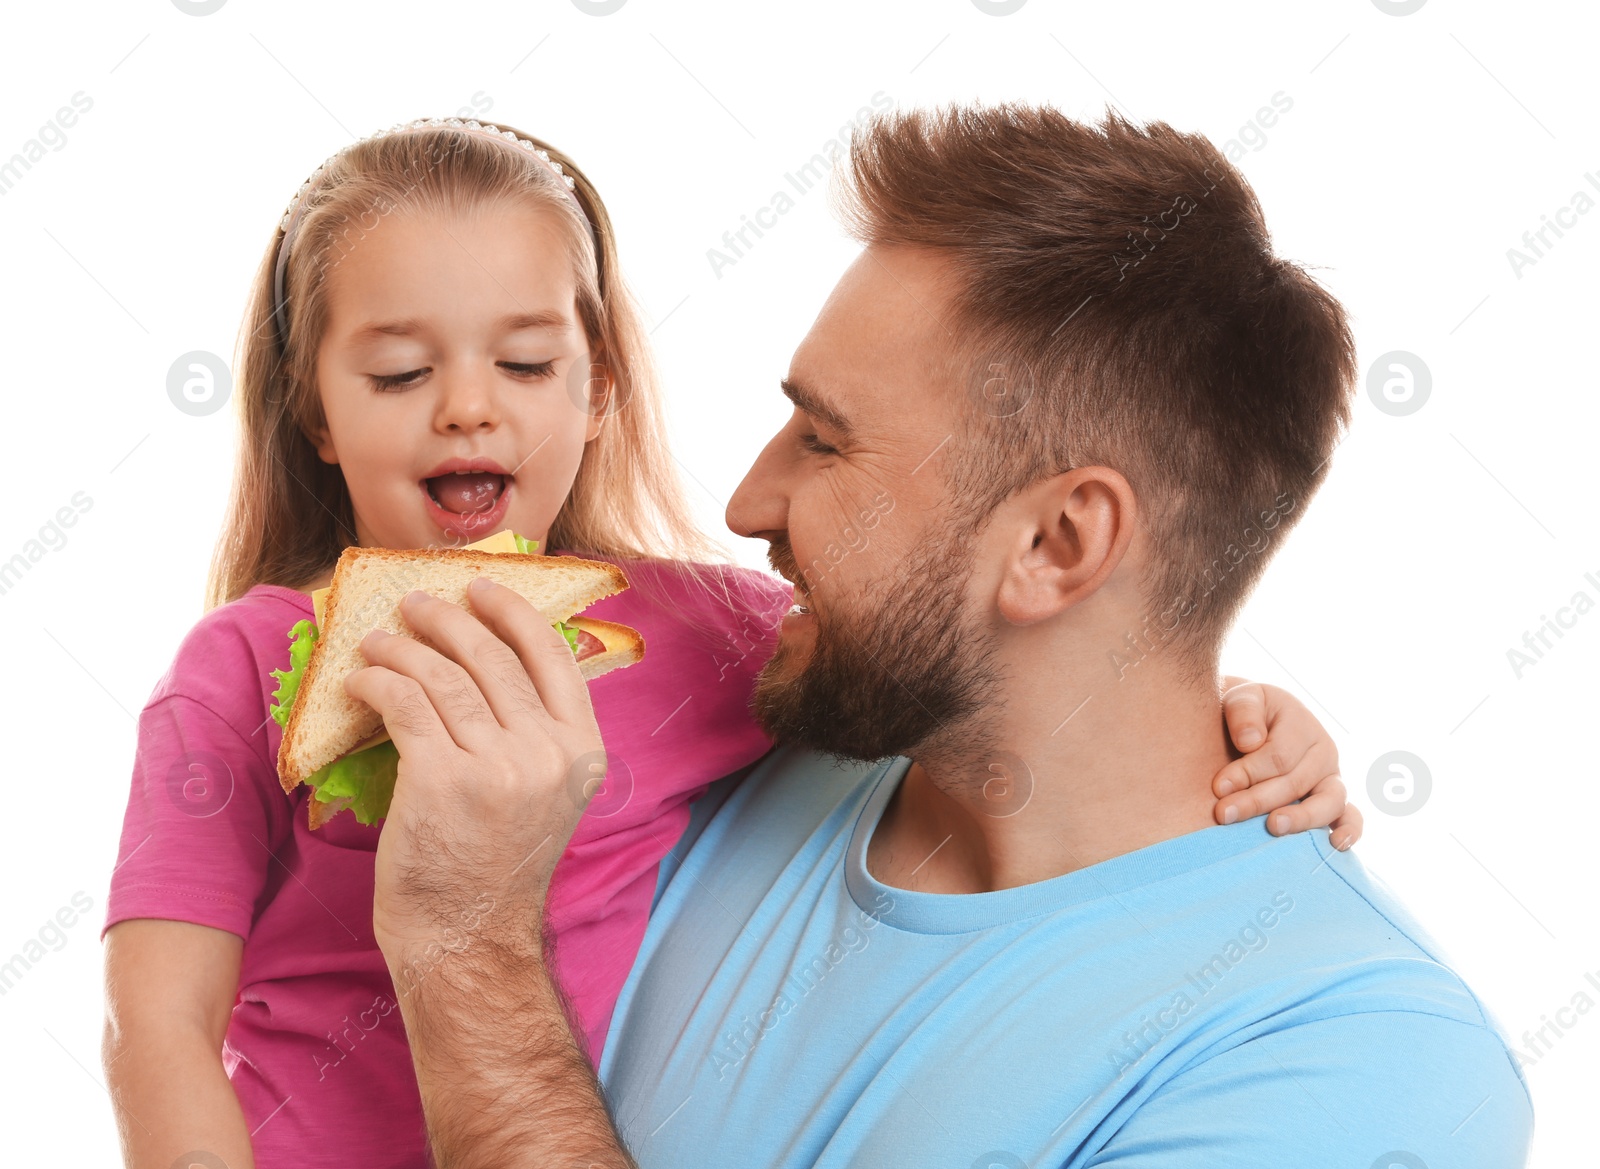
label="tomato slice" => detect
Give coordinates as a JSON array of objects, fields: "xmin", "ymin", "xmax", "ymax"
[{"xmin": 573, "ymin": 628, "xmax": 607, "ymax": 662}]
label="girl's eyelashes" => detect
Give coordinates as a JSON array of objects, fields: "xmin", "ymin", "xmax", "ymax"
[
  {"xmin": 366, "ymin": 360, "xmax": 559, "ymax": 392},
  {"xmin": 500, "ymin": 360, "xmax": 558, "ymax": 379},
  {"xmin": 369, "ymin": 367, "xmax": 428, "ymax": 392}
]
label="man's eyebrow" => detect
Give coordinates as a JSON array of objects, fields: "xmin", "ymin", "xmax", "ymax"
[
  {"xmin": 348, "ymin": 310, "xmax": 572, "ymax": 343},
  {"xmin": 780, "ymin": 377, "xmax": 854, "ymax": 437}
]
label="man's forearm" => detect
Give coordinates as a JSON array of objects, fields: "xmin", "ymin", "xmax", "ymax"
[{"xmin": 391, "ymin": 930, "xmax": 635, "ymax": 1169}]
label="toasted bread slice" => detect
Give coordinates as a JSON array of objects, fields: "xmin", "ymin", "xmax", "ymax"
[
  {"xmin": 278, "ymin": 546, "xmax": 628, "ymax": 791},
  {"xmin": 302, "ymin": 615, "xmax": 644, "ymax": 830},
  {"xmin": 307, "ymin": 789, "xmax": 337, "ymax": 831},
  {"xmin": 569, "ymin": 616, "xmax": 646, "ymax": 681}
]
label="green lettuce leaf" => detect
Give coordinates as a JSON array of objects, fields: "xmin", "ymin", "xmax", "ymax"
[
  {"xmin": 305, "ymin": 740, "xmax": 400, "ymax": 826},
  {"xmin": 514, "ymin": 533, "xmax": 540, "ymax": 554},
  {"xmin": 268, "ymin": 620, "xmax": 318, "ymax": 728}
]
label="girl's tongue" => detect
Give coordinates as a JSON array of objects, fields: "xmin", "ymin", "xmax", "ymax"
[{"xmin": 427, "ymin": 472, "xmax": 505, "ymax": 514}]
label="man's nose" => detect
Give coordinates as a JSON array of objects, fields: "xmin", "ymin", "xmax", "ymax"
[{"xmin": 725, "ymin": 430, "xmax": 789, "ymax": 540}]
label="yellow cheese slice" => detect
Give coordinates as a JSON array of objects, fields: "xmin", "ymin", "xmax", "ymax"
[{"xmin": 461, "ymin": 529, "xmax": 522, "ymax": 555}]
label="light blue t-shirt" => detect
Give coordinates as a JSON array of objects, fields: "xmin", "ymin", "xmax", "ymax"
[{"xmin": 599, "ymin": 748, "xmax": 1532, "ymax": 1167}]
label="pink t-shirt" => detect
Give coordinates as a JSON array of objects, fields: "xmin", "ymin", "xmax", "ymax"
[{"xmin": 104, "ymin": 555, "xmax": 787, "ymax": 1169}]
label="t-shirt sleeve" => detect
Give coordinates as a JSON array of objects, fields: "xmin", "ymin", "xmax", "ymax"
[
  {"xmin": 1085, "ymin": 1010, "xmax": 1532, "ymax": 1168},
  {"xmin": 103, "ymin": 685, "xmax": 294, "ymax": 942}
]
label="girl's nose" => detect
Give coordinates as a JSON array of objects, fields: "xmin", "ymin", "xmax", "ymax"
[{"xmin": 433, "ymin": 368, "xmax": 500, "ymax": 434}]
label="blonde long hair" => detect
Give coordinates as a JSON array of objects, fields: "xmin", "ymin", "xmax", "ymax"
[{"xmin": 206, "ymin": 120, "xmax": 727, "ymax": 609}]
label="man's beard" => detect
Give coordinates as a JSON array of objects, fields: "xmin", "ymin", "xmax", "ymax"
[{"xmin": 752, "ymin": 529, "xmax": 1002, "ymax": 764}]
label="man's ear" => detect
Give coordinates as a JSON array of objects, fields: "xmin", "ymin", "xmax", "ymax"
[{"xmin": 995, "ymin": 466, "xmax": 1138, "ymax": 626}]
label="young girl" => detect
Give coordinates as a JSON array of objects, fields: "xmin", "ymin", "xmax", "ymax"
[{"xmin": 99, "ymin": 118, "xmax": 1356, "ymax": 1169}]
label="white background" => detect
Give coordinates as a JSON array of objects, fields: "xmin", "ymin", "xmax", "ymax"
[{"xmin": 0, "ymin": 0, "xmax": 1594, "ymax": 1163}]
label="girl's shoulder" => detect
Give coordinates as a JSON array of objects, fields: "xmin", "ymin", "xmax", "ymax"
[
  {"xmin": 570, "ymin": 555, "xmax": 788, "ymax": 679},
  {"xmin": 110, "ymin": 586, "xmax": 315, "ymax": 936},
  {"xmin": 563, "ymin": 557, "xmax": 783, "ymax": 781},
  {"xmin": 625, "ymin": 557, "xmax": 789, "ymax": 620},
  {"xmin": 148, "ymin": 584, "xmax": 314, "ymax": 733},
  {"xmin": 579, "ymin": 556, "xmax": 786, "ymax": 629}
]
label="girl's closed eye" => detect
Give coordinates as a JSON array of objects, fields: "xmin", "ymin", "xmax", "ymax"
[
  {"xmin": 367, "ymin": 360, "xmax": 558, "ymax": 392},
  {"xmin": 501, "ymin": 359, "xmax": 558, "ymax": 380},
  {"xmin": 369, "ymin": 367, "xmax": 429, "ymax": 392}
]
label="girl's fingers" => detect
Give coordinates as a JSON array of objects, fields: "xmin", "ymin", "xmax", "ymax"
[
  {"xmin": 1217, "ymin": 763, "xmax": 1346, "ymax": 831},
  {"xmin": 396, "ymin": 589, "xmax": 547, "ymax": 730},
  {"xmin": 355, "ymin": 623, "xmax": 500, "ymax": 750},
  {"xmin": 465, "ymin": 578, "xmax": 596, "ymax": 730},
  {"xmin": 1212, "ymin": 735, "xmax": 1321, "ymax": 799},
  {"xmin": 1329, "ymin": 802, "xmax": 1364, "ymax": 851},
  {"xmin": 1260, "ymin": 772, "xmax": 1346, "ymax": 836},
  {"xmin": 1221, "ymin": 680, "xmax": 1268, "ymax": 753}
]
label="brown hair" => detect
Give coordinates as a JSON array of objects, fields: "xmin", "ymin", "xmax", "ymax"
[
  {"xmin": 207, "ymin": 120, "xmax": 724, "ymax": 608},
  {"xmin": 833, "ymin": 104, "xmax": 1357, "ymax": 668}
]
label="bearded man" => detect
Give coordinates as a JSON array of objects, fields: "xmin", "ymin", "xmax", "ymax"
[{"xmin": 354, "ymin": 105, "xmax": 1531, "ymax": 1168}]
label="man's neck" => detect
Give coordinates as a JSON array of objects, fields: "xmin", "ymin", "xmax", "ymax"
[{"xmin": 866, "ymin": 659, "xmax": 1232, "ymax": 894}]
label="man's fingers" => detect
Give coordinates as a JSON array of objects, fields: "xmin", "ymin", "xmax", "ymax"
[
  {"xmin": 357, "ymin": 625, "xmax": 499, "ymax": 749},
  {"xmin": 398, "ymin": 590, "xmax": 547, "ymax": 729},
  {"xmin": 344, "ymin": 663, "xmax": 452, "ymax": 757},
  {"xmin": 1221, "ymin": 681, "xmax": 1267, "ymax": 753},
  {"xmin": 465, "ymin": 578, "xmax": 596, "ymax": 729}
]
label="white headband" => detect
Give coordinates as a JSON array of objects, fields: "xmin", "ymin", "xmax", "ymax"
[{"xmin": 271, "ymin": 117, "xmax": 596, "ymax": 346}]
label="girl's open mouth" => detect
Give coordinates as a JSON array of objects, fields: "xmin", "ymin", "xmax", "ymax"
[{"xmin": 421, "ymin": 470, "xmax": 511, "ymax": 539}]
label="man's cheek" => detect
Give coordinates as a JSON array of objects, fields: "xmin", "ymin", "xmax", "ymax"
[{"xmin": 798, "ymin": 556, "xmax": 828, "ymax": 594}]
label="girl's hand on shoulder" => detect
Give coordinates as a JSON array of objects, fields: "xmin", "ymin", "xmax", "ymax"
[{"xmin": 1215, "ymin": 676, "xmax": 1363, "ymax": 851}]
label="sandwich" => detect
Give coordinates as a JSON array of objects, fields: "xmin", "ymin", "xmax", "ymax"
[{"xmin": 268, "ymin": 530, "xmax": 643, "ymax": 828}]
